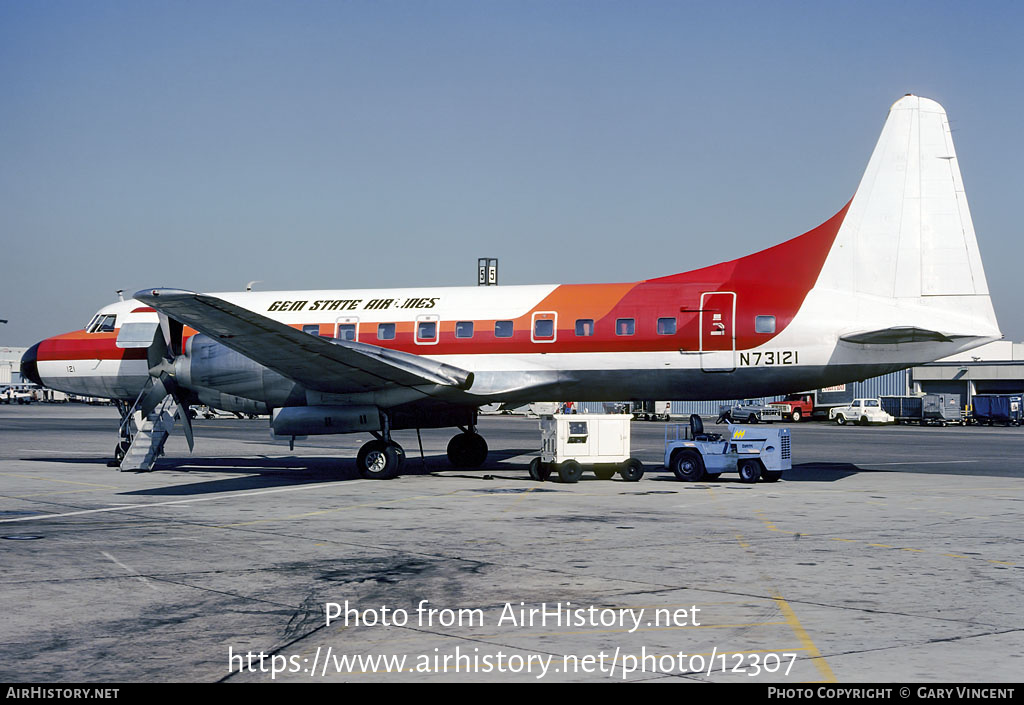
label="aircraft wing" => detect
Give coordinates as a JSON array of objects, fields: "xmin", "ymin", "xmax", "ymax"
[{"xmin": 133, "ymin": 289, "xmax": 474, "ymax": 394}]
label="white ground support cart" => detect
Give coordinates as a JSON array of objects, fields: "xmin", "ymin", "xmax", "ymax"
[
  {"xmin": 664, "ymin": 415, "xmax": 791, "ymax": 483},
  {"xmin": 529, "ymin": 413, "xmax": 644, "ymax": 483}
]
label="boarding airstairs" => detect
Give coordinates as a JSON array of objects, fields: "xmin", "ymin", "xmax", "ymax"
[{"xmin": 117, "ymin": 379, "xmax": 186, "ymax": 472}]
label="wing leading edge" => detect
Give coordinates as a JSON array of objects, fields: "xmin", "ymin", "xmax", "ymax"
[{"xmin": 134, "ymin": 289, "xmax": 474, "ymax": 395}]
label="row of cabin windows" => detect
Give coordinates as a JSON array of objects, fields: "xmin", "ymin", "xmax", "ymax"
[{"xmin": 306, "ymin": 315, "xmax": 777, "ymax": 341}]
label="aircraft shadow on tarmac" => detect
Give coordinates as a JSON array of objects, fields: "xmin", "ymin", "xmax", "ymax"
[
  {"xmin": 18, "ymin": 447, "xmax": 539, "ymax": 497},
  {"xmin": 23, "ymin": 454, "xmax": 994, "ymax": 498}
]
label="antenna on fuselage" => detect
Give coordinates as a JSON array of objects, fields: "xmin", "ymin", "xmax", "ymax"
[
  {"xmin": 116, "ymin": 290, "xmax": 124, "ymax": 302},
  {"xmin": 246, "ymin": 281, "xmax": 261, "ymax": 292}
]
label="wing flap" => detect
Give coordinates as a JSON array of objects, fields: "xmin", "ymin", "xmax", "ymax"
[{"xmin": 134, "ymin": 289, "xmax": 473, "ymax": 394}]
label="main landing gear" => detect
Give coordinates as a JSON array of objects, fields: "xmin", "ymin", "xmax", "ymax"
[
  {"xmin": 355, "ymin": 424, "xmax": 489, "ymax": 479},
  {"xmin": 355, "ymin": 438, "xmax": 406, "ymax": 480},
  {"xmin": 446, "ymin": 427, "xmax": 488, "ymax": 468}
]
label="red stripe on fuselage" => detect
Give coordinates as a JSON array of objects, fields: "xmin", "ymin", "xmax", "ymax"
[{"xmin": 37, "ymin": 331, "xmax": 148, "ymax": 362}]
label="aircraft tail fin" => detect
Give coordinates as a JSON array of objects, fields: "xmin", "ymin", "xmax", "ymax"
[{"xmin": 815, "ymin": 95, "xmax": 1001, "ymax": 344}]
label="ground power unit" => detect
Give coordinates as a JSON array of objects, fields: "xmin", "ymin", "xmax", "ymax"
[{"xmin": 529, "ymin": 413, "xmax": 643, "ymax": 483}]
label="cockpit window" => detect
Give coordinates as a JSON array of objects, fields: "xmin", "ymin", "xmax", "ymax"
[{"xmin": 86, "ymin": 314, "xmax": 117, "ymax": 333}]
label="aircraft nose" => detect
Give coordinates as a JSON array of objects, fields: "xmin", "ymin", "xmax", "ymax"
[{"xmin": 20, "ymin": 342, "xmax": 43, "ymax": 387}]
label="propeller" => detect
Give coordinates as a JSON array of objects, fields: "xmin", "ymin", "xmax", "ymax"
[{"xmin": 139, "ymin": 314, "xmax": 194, "ymax": 451}]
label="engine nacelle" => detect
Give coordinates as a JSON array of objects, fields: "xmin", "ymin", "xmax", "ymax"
[
  {"xmin": 271, "ymin": 405, "xmax": 382, "ymax": 437},
  {"xmin": 175, "ymin": 334, "xmax": 304, "ymax": 408},
  {"xmin": 195, "ymin": 391, "xmax": 269, "ymax": 416}
]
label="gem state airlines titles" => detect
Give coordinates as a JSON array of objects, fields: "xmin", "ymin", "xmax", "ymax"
[
  {"xmin": 326, "ymin": 600, "xmax": 701, "ymax": 633},
  {"xmin": 268, "ymin": 297, "xmax": 439, "ymax": 313}
]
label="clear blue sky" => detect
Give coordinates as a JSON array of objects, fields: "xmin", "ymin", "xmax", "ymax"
[{"xmin": 3, "ymin": 1, "xmax": 1023, "ymax": 345}]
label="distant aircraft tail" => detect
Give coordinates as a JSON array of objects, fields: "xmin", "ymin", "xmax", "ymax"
[{"xmin": 810, "ymin": 95, "xmax": 1001, "ymax": 351}]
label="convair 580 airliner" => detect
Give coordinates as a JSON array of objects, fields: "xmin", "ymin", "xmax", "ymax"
[{"xmin": 21, "ymin": 96, "xmax": 1000, "ymax": 477}]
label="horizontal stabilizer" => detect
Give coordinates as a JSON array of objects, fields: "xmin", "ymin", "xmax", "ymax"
[{"xmin": 839, "ymin": 327, "xmax": 966, "ymax": 345}]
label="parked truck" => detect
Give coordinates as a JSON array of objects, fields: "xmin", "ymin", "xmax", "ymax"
[
  {"xmin": 971, "ymin": 394, "xmax": 1023, "ymax": 426},
  {"xmin": 880, "ymin": 394, "xmax": 962, "ymax": 426},
  {"xmin": 829, "ymin": 398, "xmax": 895, "ymax": 425},
  {"xmin": 717, "ymin": 400, "xmax": 783, "ymax": 424},
  {"xmin": 768, "ymin": 385, "xmax": 857, "ymax": 421}
]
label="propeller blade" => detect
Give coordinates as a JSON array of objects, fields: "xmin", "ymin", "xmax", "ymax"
[
  {"xmin": 139, "ymin": 376, "xmax": 169, "ymax": 417},
  {"xmin": 177, "ymin": 403, "xmax": 195, "ymax": 452},
  {"xmin": 146, "ymin": 324, "xmax": 169, "ymax": 371},
  {"xmin": 157, "ymin": 314, "xmax": 184, "ymax": 359}
]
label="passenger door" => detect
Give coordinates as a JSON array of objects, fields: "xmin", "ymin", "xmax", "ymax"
[{"xmin": 700, "ymin": 291, "xmax": 736, "ymax": 372}]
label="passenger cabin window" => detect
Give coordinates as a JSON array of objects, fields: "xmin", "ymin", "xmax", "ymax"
[
  {"xmin": 377, "ymin": 323, "xmax": 396, "ymax": 340},
  {"xmin": 416, "ymin": 320, "xmax": 438, "ymax": 344},
  {"xmin": 495, "ymin": 321, "xmax": 514, "ymax": 338},
  {"xmin": 575, "ymin": 319, "xmax": 594, "ymax": 337},
  {"xmin": 455, "ymin": 321, "xmax": 474, "ymax": 338},
  {"xmin": 616, "ymin": 318, "xmax": 635, "ymax": 336},
  {"xmin": 534, "ymin": 319, "xmax": 554, "ymax": 338},
  {"xmin": 657, "ymin": 317, "xmax": 676, "ymax": 335},
  {"xmin": 755, "ymin": 315, "xmax": 776, "ymax": 334},
  {"xmin": 302, "ymin": 324, "xmax": 321, "ymax": 336},
  {"xmin": 336, "ymin": 324, "xmax": 356, "ymax": 341}
]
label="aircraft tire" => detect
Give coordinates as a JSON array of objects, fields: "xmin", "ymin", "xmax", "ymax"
[
  {"xmin": 672, "ymin": 450, "xmax": 706, "ymax": 482},
  {"xmin": 557, "ymin": 460, "xmax": 583, "ymax": 483},
  {"xmin": 619, "ymin": 458, "xmax": 644, "ymax": 482},
  {"xmin": 447, "ymin": 432, "xmax": 488, "ymax": 468},
  {"xmin": 357, "ymin": 440, "xmax": 403, "ymax": 479},
  {"xmin": 114, "ymin": 440, "xmax": 131, "ymax": 464}
]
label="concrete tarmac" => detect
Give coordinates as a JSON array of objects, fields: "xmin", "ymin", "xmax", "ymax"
[{"xmin": 0, "ymin": 404, "xmax": 1021, "ymax": 683}]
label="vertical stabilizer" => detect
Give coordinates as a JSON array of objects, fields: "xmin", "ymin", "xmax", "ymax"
[{"xmin": 815, "ymin": 95, "xmax": 1000, "ymax": 341}]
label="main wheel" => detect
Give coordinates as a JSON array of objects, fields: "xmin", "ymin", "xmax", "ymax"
[
  {"xmin": 357, "ymin": 440, "xmax": 404, "ymax": 479},
  {"xmin": 556, "ymin": 460, "xmax": 583, "ymax": 483},
  {"xmin": 619, "ymin": 458, "xmax": 644, "ymax": 482},
  {"xmin": 672, "ymin": 450, "xmax": 706, "ymax": 481},
  {"xmin": 738, "ymin": 459, "xmax": 762, "ymax": 484},
  {"xmin": 447, "ymin": 432, "xmax": 488, "ymax": 468}
]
